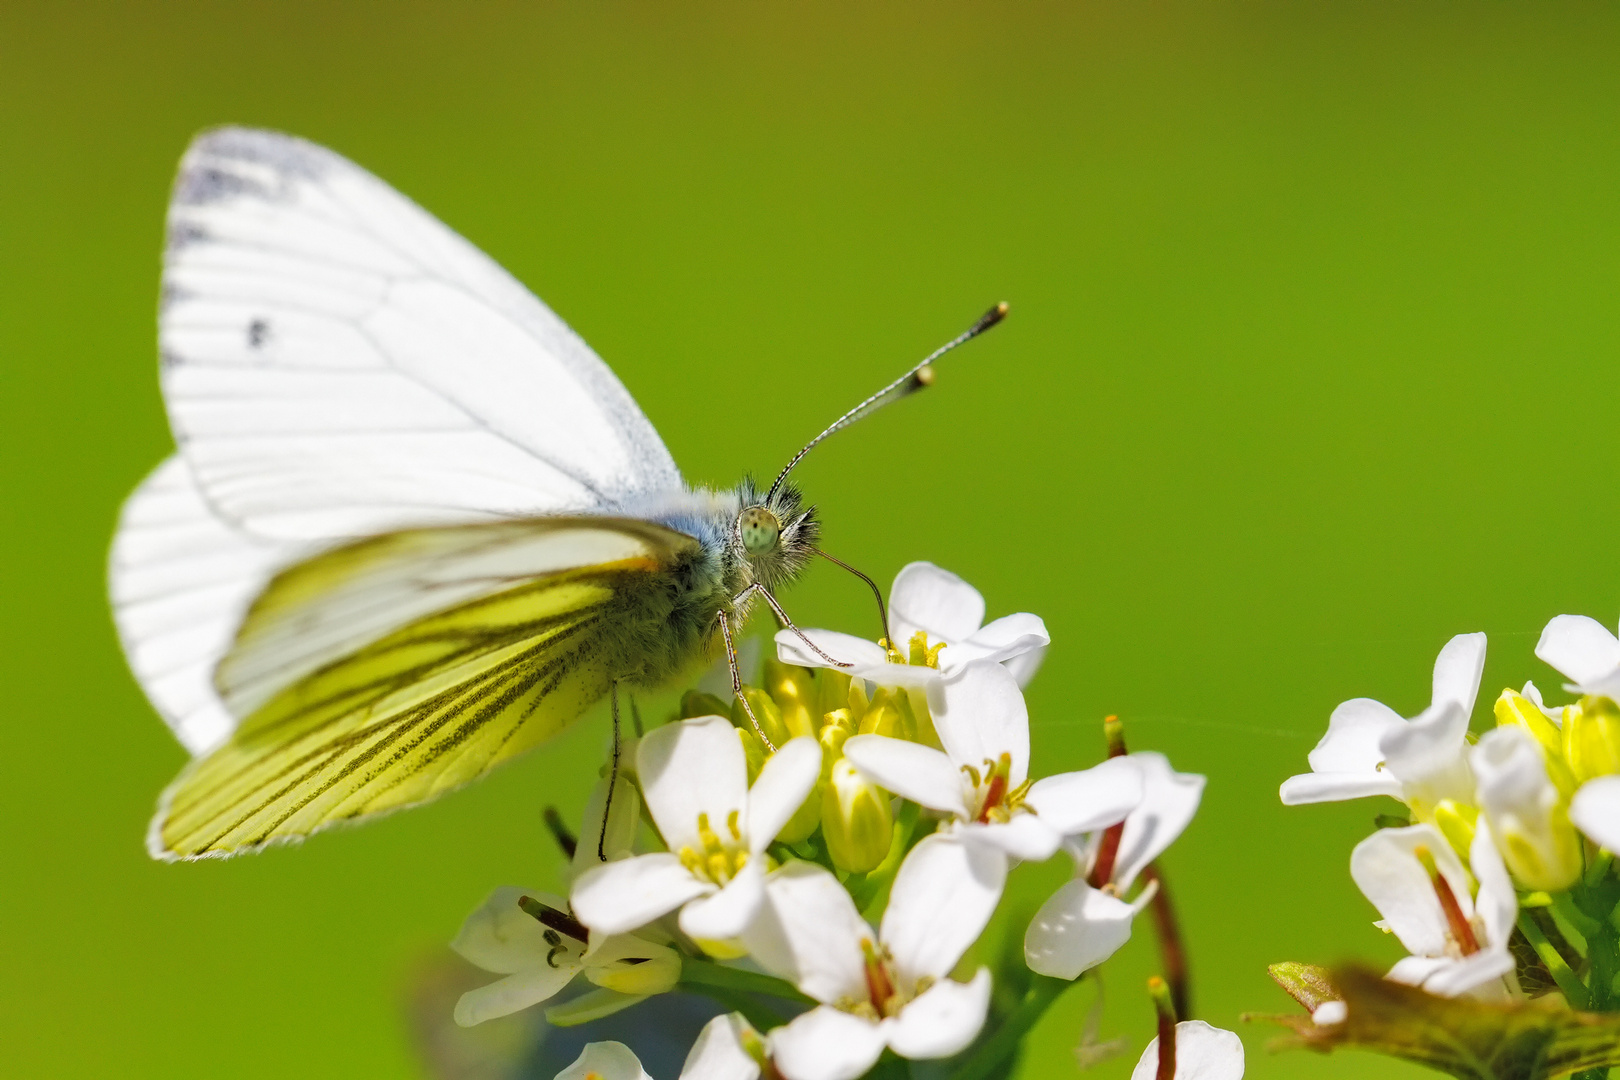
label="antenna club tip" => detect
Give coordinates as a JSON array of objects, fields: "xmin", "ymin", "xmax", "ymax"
[
  {"xmin": 914, "ymin": 364, "xmax": 935, "ymax": 387},
  {"xmin": 971, "ymin": 301, "xmax": 1010, "ymax": 334}
]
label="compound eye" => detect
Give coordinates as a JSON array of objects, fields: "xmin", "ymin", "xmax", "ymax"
[{"xmin": 738, "ymin": 506, "xmax": 782, "ymax": 556}]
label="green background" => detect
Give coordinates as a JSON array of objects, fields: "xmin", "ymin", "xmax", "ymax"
[{"xmin": 3, "ymin": 2, "xmax": 1617, "ymax": 1077}]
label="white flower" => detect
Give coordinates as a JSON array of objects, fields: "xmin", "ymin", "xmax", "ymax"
[
  {"xmin": 450, "ymin": 886, "xmax": 679, "ymax": 1026},
  {"xmin": 741, "ymin": 834, "xmax": 1004, "ymax": 1080},
  {"xmin": 1572, "ymin": 775, "xmax": 1620, "ymax": 850},
  {"xmin": 842, "ymin": 660, "xmax": 1143, "ymax": 862},
  {"xmin": 1349, "ymin": 822, "xmax": 1516, "ymax": 998},
  {"xmin": 1536, "ymin": 613, "xmax": 1620, "ymax": 699},
  {"xmin": 572, "ymin": 716, "xmax": 820, "ymax": 949},
  {"xmin": 1024, "ymin": 753, "xmax": 1205, "ymax": 979},
  {"xmin": 1130, "ymin": 1021, "xmax": 1245, "ymax": 1080},
  {"xmin": 775, "ymin": 562, "xmax": 1049, "ymax": 688},
  {"xmin": 1471, "ymin": 726, "xmax": 1582, "ymax": 891},
  {"xmin": 1280, "ymin": 633, "xmax": 1485, "ymax": 816},
  {"xmin": 552, "ymin": 1014, "xmax": 764, "ymax": 1080}
]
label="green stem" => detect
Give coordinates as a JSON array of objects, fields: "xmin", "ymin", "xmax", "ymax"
[
  {"xmin": 945, "ymin": 975, "xmax": 1074, "ymax": 1080},
  {"xmin": 679, "ymin": 956, "xmax": 815, "ymax": 1006},
  {"xmin": 1518, "ymin": 911, "xmax": 1590, "ymax": 1009}
]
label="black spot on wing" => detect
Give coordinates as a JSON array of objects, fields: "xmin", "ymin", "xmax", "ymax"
[
  {"xmin": 175, "ymin": 165, "xmax": 274, "ymax": 206},
  {"xmin": 198, "ymin": 127, "xmax": 330, "ymax": 181},
  {"xmin": 248, "ymin": 319, "xmax": 271, "ymax": 349},
  {"xmin": 167, "ymin": 220, "xmax": 209, "ymax": 251}
]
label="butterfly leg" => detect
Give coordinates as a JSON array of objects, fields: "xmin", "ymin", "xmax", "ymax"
[
  {"xmin": 599, "ymin": 679, "xmax": 625, "ymax": 860},
  {"xmin": 754, "ymin": 587, "xmax": 854, "ymax": 670},
  {"xmin": 717, "ymin": 608, "xmax": 777, "ymax": 752}
]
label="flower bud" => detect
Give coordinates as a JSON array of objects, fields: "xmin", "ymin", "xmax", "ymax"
[
  {"xmin": 763, "ymin": 658, "xmax": 820, "ymax": 739},
  {"xmin": 857, "ymin": 688, "xmax": 906, "ymax": 739},
  {"xmin": 583, "ymin": 936, "xmax": 682, "ymax": 996},
  {"xmin": 822, "ymin": 757, "xmax": 893, "ymax": 873},
  {"xmin": 736, "ymin": 728, "xmax": 767, "ymax": 785},
  {"xmin": 1430, "ymin": 799, "xmax": 1477, "ymax": 860},
  {"xmin": 681, "ymin": 689, "xmax": 730, "ymax": 719},
  {"xmin": 1471, "ymin": 727, "xmax": 1582, "ymax": 892},
  {"xmin": 1564, "ymin": 695, "xmax": 1620, "ymax": 785},
  {"xmin": 731, "ymin": 685, "xmax": 790, "ymax": 749},
  {"xmin": 1493, "ymin": 689, "xmax": 1577, "ymax": 797},
  {"xmin": 774, "ymin": 741, "xmax": 827, "ymax": 846}
]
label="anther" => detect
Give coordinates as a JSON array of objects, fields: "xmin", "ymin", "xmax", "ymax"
[{"xmin": 517, "ymin": 895, "xmax": 590, "ymax": 943}]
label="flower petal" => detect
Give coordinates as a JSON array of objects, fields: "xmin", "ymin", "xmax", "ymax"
[
  {"xmin": 775, "ymin": 628, "xmax": 891, "ymax": 673},
  {"xmin": 1536, "ymin": 614, "xmax": 1620, "ymax": 689},
  {"xmin": 554, "ymin": 1041, "xmax": 654, "ymax": 1080},
  {"xmin": 959, "ymin": 813, "xmax": 1063, "ymax": 861},
  {"xmin": 1349, "ymin": 824, "xmax": 1471, "ymax": 958},
  {"xmin": 451, "ymin": 886, "xmax": 570, "ymax": 974},
  {"xmin": 741, "ymin": 862, "xmax": 868, "ymax": 1004},
  {"xmin": 1572, "ymin": 775, "xmax": 1620, "ymax": 850},
  {"xmin": 1279, "ymin": 771, "xmax": 1404, "ymax": 805},
  {"xmin": 928, "ymin": 660, "xmax": 1030, "ymax": 785},
  {"xmin": 639, "ymin": 715, "xmax": 750, "ymax": 854},
  {"xmin": 1468, "ymin": 819, "xmax": 1517, "ymax": 951},
  {"xmin": 1305, "ymin": 698, "xmax": 1403, "ymax": 774},
  {"xmin": 454, "ymin": 964, "xmax": 579, "ymax": 1026},
  {"xmin": 746, "ymin": 736, "xmax": 822, "ymax": 853},
  {"xmin": 885, "ymin": 968, "xmax": 992, "ymax": 1059},
  {"xmin": 544, "ymin": 988, "xmax": 648, "ymax": 1027},
  {"xmin": 679, "ymin": 859, "xmax": 767, "ymax": 943},
  {"xmin": 1002, "ymin": 642, "xmax": 1049, "ymax": 688},
  {"xmin": 1420, "ymin": 947, "xmax": 1515, "ymax": 998},
  {"xmin": 571, "ymin": 853, "xmax": 711, "ymax": 936},
  {"xmin": 1112, "ymin": 752, "xmax": 1204, "ymax": 891},
  {"xmin": 882, "ymin": 833, "xmax": 1006, "ymax": 981},
  {"xmin": 947, "ymin": 613, "xmax": 1050, "ymax": 669},
  {"xmin": 769, "ymin": 1006, "xmax": 887, "ymax": 1080},
  {"xmin": 1379, "ymin": 700, "xmax": 1473, "ymax": 802},
  {"xmin": 1024, "ymin": 756, "xmax": 1144, "ymax": 836},
  {"xmin": 1130, "ymin": 1021, "xmax": 1245, "ymax": 1080},
  {"xmin": 1431, "ymin": 632, "xmax": 1487, "ymax": 715},
  {"xmin": 680, "ymin": 1013, "xmax": 763, "ymax": 1080},
  {"xmin": 1023, "ymin": 878, "xmax": 1140, "ymax": 979},
  {"xmin": 890, "ymin": 562, "xmax": 986, "ymax": 643},
  {"xmin": 842, "ymin": 735, "xmax": 969, "ymax": 818}
]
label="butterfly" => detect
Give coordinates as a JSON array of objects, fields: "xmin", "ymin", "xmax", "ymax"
[{"xmin": 110, "ymin": 127, "xmax": 1006, "ymax": 861}]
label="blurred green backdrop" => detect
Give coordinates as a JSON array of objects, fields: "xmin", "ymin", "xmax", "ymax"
[{"xmin": 3, "ymin": 2, "xmax": 1618, "ymax": 1077}]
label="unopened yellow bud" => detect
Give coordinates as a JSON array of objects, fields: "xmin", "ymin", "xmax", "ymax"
[
  {"xmin": 1431, "ymin": 799, "xmax": 1478, "ymax": 860},
  {"xmin": 775, "ymin": 740, "xmax": 827, "ymax": 846},
  {"xmin": 737, "ymin": 728, "xmax": 767, "ymax": 784},
  {"xmin": 1495, "ymin": 689, "xmax": 1578, "ymax": 797},
  {"xmin": 858, "ymin": 689, "xmax": 906, "ymax": 739},
  {"xmin": 814, "ymin": 668, "xmax": 852, "ymax": 719},
  {"xmin": 822, "ymin": 757, "xmax": 893, "ymax": 873},
  {"xmin": 1475, "ymin": 726, "xmax": 1582, "ymax": 892},
  {"xmin": 763, "ymin": 658, "xmax": 820, "ymax": 739},
  {"xmin": 1565, "ymin": 696, "xmax": 1620, "ymax": 785},
  {"xmin": 732, "ymin": 685, "xmax": 790, "ymax": 748},
  {"xmin": 820, "ymin": 709, "xmax": 854, "ymax": 760},
  {"xmin": 584, "ymin": 941, "xmax": 681, "ymax": 995},
  {"xmin": 681, "ymin": 690, "xmax": 731, "ymax": 719}
]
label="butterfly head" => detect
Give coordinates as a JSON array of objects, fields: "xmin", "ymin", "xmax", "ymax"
[{"xmin": 733, "ymin": 476, "xmax": 818, "ymax": 591}]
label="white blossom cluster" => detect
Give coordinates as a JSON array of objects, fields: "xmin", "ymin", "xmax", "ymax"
[
  {"xmin": 1282, "ymin": 612, "xmax": 1620, "ymax": 1002},
  {"xmin": 449, "ymin": 563, "xmax": 1227, "ymax": 1080}
]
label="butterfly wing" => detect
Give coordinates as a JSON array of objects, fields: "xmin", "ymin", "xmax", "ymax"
[
  {"xmin": 152, "ymin": 517, "xmax": 705, "ymax": 860},
  {"xmin": 159, "ymin": 125, "xmax": 682, "ymax": 540},
  {"xmin": 115, "ymin": 127, "xmax": 687, "ymax": 755},
  {"xmin": 110, "ymin": 456, "xmax": 299, "ymax": 753}
]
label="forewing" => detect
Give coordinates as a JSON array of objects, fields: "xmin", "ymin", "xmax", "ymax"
[
  {"xmin": 109, "ymin": 456, "xmax": 300, "ymax": 753},
  {"xmin": 151, "ymin": 518, "xmax": 698, "ymax": 859},
  {"xmin": 160, "ymin": 126, "xmax": 682, "ymax": 540}
]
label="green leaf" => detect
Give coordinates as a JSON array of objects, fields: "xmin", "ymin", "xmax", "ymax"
[{"xmin": 1248, "ymin": 965, "xmax": 1620, "ymax": 1080}]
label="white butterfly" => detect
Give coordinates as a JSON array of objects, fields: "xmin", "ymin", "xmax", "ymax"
[{"xmin": 109, "ymin": 128, "xmax": 1004, "ymax": 860}]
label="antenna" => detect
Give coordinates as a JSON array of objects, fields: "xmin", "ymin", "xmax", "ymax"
[{"xmin": 764, "ymin": 302, "xmax": 1009, "ymax": 503}]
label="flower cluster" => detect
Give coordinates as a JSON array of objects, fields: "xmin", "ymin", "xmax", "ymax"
[
  {"xmin": 1281, "ymin": 613, "xmax": 1620, "ymax": 1009},
  {"xmin": 449, "ymin": 563, "xmax": 1215, "ymax": 1080}
]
